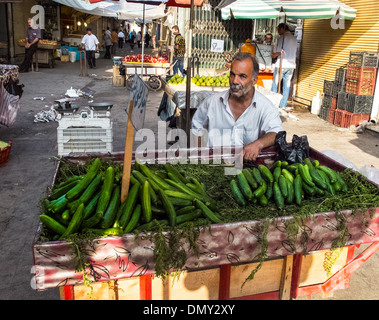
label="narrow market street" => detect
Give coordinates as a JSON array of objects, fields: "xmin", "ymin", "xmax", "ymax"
[{"xmin": 1, "ymin": 43, "xmax": 379, "ymax": 300}]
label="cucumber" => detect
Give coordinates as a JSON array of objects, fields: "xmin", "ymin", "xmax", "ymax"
[
  {"xmin": 135, "ymin": 219, "xmax": 169, "ymax": 232},
  {"xmin": 61, "ymin": 209, "xmax": 71, "ymax": 226},
  {"xmin": 317, "ymin": 169, "xmax": 335, "ymax": 196},
  {"xmin": 164, "ymin": 190, "xmax": 195, "ymax": 201},
  {"xmin": 259, "ymin": 195, "xmax": 268, "ymax": 206},
  {"xmin": 138, "ymin": 163, "xmax": 172, "ymax": 190},
  {"xmin": 176, "ymin": 209, "xmax": 202, "ymax": 224},
  {"xmin": 169, "ymin": 197, "xmax": 193, "ymax": 207},
  {"xmin": 253, "ymin": 180, "xmax": 267, "ymax": 198},
  {"xmin": 60, "ymin": 203, "xmax": 85, "ymax": 239},
  {"xmin": 237, "ymin": 171, "xmax": 254, "ymax": 201},
  {"xmin": 302, "ymin": 181, "xmax": 315, "ymax": 196},
  {"xmin": 65, "ymin": 158, "xmax": 101, "ymax": 200},
  {"xmin": 271, "ymin": 160, "xmax": 281, "ymax": 170},
  {"xmin": 252, "ymin": 167, "xmax": 264, "ymax": 185},
  {"xmin": 48, "ymin": 180, "xmax": 80, "ymax": 201},
  {"xmin": 165, "ymin": 179, "xmax": 213, "ymax": 204},
  {"xmin": 40, "ymin": 214, "xmax": 67, "ymax": 235},
  {"xmin": 194, "ymin": 199, "xmax": 223, "ymax": 224},
  {"xmin": 163, "ymin": 164, "xmax": 190, "ymax": 184},
  {"xmin": 281, "ymin": 169, "xmax": 294, "ymax": 183},
  {"xmin": 335, "ymin": 173, "xmax": 348, "ymax": 192},
  {"xmin": 141, "ymin": 181, "xmax": 152, "ymax": 223},
  {"xmin": 259, "ymin": 165, "xmax": 274, "ymax": 184},
  {"xmin": 242, "ymin": 168, "xmax": 258, "ymax": 190},
  {"xmin": 176, "ymin": 205, "xmax": 196, "ymax": 216},
  {"xmin": 157, "ymin": 188, "xmax": 177, "ymax": 227},
  {"xmin": 54, "ymin": 175, "xmax": 83, "ymax": 190},
  {"xmin": 298, "ymin": 164, "xmax": 315, "ymax": 187},
  {"xmin": 273, "ymin": 182, "xmax": 285, "ymax": 209},
  {"xmin": 286, "ymin": 178, "xmax": 294, "ymax": 204},
  {"xmin": 100, "ymin": 185, "xmax": 121, "ymax": 229},
  {"xmin": 116, "ymin": 182, "xmax": 140, "ymax": 229},
  {"xmin": 318, "ymin": 166, "xmax": 337, "ymax": 184},
  {"xmin": 83, "ymin": 190, "xmax": 101, "ymax": 220},
  {"xmin": 48, "ymin": 194, "xmax": 68, "ymax": 215},
  {"xmin": 230, "ymin": 179, "xmax": 246, "ymax": 206},
  {"xmin": 167, "ymin": 172, "xmax": 183, "ymax": 184},
  {"xmin": 278, "ymin": 175, "xmax": 288, "ymax": 198},
  {"xmin": 96, "ymin": 166, "xmax": 115, "ymax": 217},
  {"xmin": 83, "ymin": 227, "xmax": 123, "ymax": 237},
  {"xmin": 294, "ymin": 174, "xmax": 303, "ymax": 206},
  {"xmin": 265, "ymin": 182, "xmax": 273, "ymax": 200},
  {"xmin": 273, "ymin": 166, "xmax": 282, "ymax": 182},
  {"xmin": 312, "ymin": 160, "xmax": 320, "ymax": 168},
  {"xmin": 123, "ymin": 204, "xmax": 142, "ymax": 234},
  {"xmin": 132, "ymin": 170, "xmax": 158, "ymax": 205},
  {"xmin": 305, "ymin": 159, "xmax": 327, "ymax": 190}
]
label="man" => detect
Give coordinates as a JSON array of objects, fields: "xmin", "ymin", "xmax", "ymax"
[
  {"xmin": 192, "ymin": 52, "xmax": 283, "ymax": 161},
  {"xmin": 118, "ymin": 29, "xmax": 125, "ymax": 49},
  {"xmin": 264, "ymin": 33, "xmax": 273, "ymax": 45},
  {"xmin": 111, "ymin": 29, "xmax": 118, "ymax": 55},
  {"xmin": 271, "ymin": 23, "xmax": 297, "ymax": 110},
  {"xmin": 103, "ymin": 29, "xmax": 111, "ymax": 59},
  {"xmin": 81, "ymin": 28, "xmax": 99, "ymax": 69},
  {"xmin": 19, "ymin": 18, "xmax": 41, "ymax": 73},
  {"xmin": 172, "ymin": 25, "xmax": 185, "ymax": 76}
]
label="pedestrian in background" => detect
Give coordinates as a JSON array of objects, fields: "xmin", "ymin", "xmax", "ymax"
[
  {"xmin": 118, "ymin": 29, "xmax": 125, "ymax": 49},
  {"xmin": 19, "ymin": 18, "xmax": 41, "ymax": 73},
  {"xmin": 81, "ymin": 28, "xmax": 99, "ymax": 69},
  {"xmin": 172, "ymin": 25, "xmax": 185, "ymax": 76},
  {"xmin": 103, "ymin": 29, "xmax": 111, "ymax": 59},
  {"xmin": 136, "ymin": 31, "xmax": 142, "ymax": 48},
  {"xmin": 111, "ymin": 29, "xmax": 118, "ymax": 55}
]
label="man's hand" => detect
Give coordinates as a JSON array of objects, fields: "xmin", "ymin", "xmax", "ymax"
[
  {"xmin": 272, "ymin": 52, "xmax": 281, "ymax": 59},
  {"xmin": 243, "ymin": 140, "xmax": 264, "ymax": 162},
  {"xmin": 25, "ymin": 42, "xmax": 30, "ymax": 49}
]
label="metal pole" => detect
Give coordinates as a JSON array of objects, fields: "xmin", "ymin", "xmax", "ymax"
[
  {"xmin": 141, "ymin": 3, "xmax": 145, "ymax": 76},
  {"xmin": 185, "ymin": 0, "xmax": 194, "ymax": 149}
]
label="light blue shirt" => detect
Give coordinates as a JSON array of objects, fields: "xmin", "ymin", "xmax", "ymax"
[{"xmin": 191, "ymin": 89, "xmax": 283, "ymax": 147}]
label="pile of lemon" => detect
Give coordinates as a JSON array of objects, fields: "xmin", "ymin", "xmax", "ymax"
[
  {"xmin": 168, "ymin": 73, "xmax": 230, "ymax": 87},
  {"xmin": 191, "ymin": 73, "xmax": 229, "ymax": 87}
]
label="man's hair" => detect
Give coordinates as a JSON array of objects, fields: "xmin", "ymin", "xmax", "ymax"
[
  {"xmin": 86, "ymin": 28, "xmax": 92, "ymax": 32},
  {"xmin": 265, "ymin": 33, "xmax": 273, "ymax": 39},
  {"xmin": 172, "ymin": 25, "xmax": 179, "ymax": 32},
  {"xmin": 278, "ymin": 23, "xmax": 289, "ymax": 30},
  {"xmin": 232, "ymin": 52, "xmax": 260, "ymax": 79}
]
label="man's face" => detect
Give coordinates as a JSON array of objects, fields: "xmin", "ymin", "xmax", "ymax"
[
  {"xmin": 172, "ymin": 28, "xmax": 178, "ymax": 35},
  {"xmin": 229, "ymin": 59, "xmax": 257, "ymax": 98},
  {"xmin": 265, "ymin": 35, "xmax": 272, "ymax": 44},
  {"xmin": 27, "ymin": 19, "xmax": 33, "ymax": 28},
  {"xmin": 87, "ymin": 30, "xmax": 92, "ymax": 35},
  {"xmin": 278, "ymin": 27, "xmax": 285, "ymax": 35}
]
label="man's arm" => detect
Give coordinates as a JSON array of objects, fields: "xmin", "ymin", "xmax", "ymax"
[{"xmin": 243, "ymin": 132, "xmax": 277, "ymax": 161}]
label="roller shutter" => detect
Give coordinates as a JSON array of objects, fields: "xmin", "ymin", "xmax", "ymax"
[{"xmin": 295, "ymin": 0, "xmax": 379, "ymax": 105}]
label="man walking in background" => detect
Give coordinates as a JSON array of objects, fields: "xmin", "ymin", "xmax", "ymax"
[
  {"xmin": 81, "ymin": 28, "xmax": 99, "ymax": 69},
  {"xmin": 172, "ymin": 25, "xmax": 185, "ymax": 76}
]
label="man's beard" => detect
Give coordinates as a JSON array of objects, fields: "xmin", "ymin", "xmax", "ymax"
[{"xmin": 230, "ymin": 82, "xmax": 254, "ymax": 98}]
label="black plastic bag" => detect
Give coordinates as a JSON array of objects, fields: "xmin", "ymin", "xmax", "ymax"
[
  {"xmin": 275, "ymin": 131, "xmax": 309, "ymax": 164},
  {"xmin": 5, "ymin": 78, "xmax": 24, "ymax": 98}
]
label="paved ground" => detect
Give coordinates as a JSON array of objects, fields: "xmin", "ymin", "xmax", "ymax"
[{"xmin": 0, "ymin": 43, "xmax": 378, "ymax": 300}]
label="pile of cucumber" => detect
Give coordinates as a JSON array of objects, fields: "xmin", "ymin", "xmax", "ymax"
[
  {"xmin": 40, "ymin": 158, "xmax": 221, "ymax": 240},
  {"xmin": 230, "ymin": 158, "xmax": 348, "ymax": 209}
]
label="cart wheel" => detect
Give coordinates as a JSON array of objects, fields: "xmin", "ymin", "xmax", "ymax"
[
  {"xmin": 126, "ymin": 75, "xmax": 134, "ymax": 89},
  {"xmin": 147, "ymin": 76, "xmax": 162, "ymax": 91}
]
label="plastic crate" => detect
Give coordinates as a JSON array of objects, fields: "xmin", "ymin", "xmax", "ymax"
[
  {"xmin": 345, "ymin": 94, "xmax": 374, "ymax": 114},
  {"xmin": 346, "ymin": 65, "xmax": 377, "ymax": 82},
  {"xmin": 333, "ymin": 109, "xmax": 347, "ymax": 127},
  {"xmin": 331, "ymin": 82, "xmax": 344, "ymax": 97},
  {"xmin": 0, "ymin": 141, "xmax": 12, "ymax": 166},
  {"xmin": 57, "ymin": 117, "xmax": 112, "ymax": 130},
  {"xmin": 322, "ymin": 94, "xmax": 332, "ymax": 108},
  {"xmin": 323, "ymin": 80, "xmax": 334, "ymax": 96},
  {"xmin": 349, "ymin": 51, "xmax": 379, "ymax": 68},
  {"xmin": 331, "ymin": 97, "xmax": 337, "ymax": 110},
  {"xmin": 328, "ymin": 109, "xmax": 336, "ymax": 123},
  {"xmin": 335, "ymin": 68, "xmax": 347, "ymax": 83},
  {"xmin": 345, "ymin": 78, "xmax": 376, "ymax": 95},
  {"xmin": 337, "ymin": 92, "xmax": 349, "ymax": 110},
  {"xmin": 333, "ymin": 109, "xmax": 370, "ymax": 128},
  {"xmin": 318, "ymin": 106, "xmax": 330, "ymax": 121},
  {"xmin": 58, "ymin": 140, "xmax": 113, "ymax": 156},
  {"xmin": 57, "ymin": 127, "xmax": 113, "ymax": 143}
]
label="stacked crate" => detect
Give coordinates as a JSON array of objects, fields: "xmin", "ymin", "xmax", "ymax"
[
  {"xmin": 332, "ymin": 52, "xmax": 377, "ymax": 128},
  {"xmin": 319, "ymin": 81, "xmax": 334, "ymax": 121}
]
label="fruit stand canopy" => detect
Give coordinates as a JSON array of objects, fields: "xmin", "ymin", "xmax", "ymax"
[
  {"xmin": 53, "ymin": 0, "xmax": 168, "ymax": 19},
  {"xmin": 220, "ymin": 0, "xmax": 357, "ymax": 21}
]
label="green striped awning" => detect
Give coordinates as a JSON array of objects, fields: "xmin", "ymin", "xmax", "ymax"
[{"xmin": 221, "ymin": 0, "xmax": 357, "ymax": 21}]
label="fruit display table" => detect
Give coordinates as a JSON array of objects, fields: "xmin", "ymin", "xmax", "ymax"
[{"xmin": 32, "ymin": 147, "xmax": 379, "ymax": 300}]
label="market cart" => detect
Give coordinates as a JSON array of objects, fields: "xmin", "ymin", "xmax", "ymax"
[
  {"xmin": 122, "ymin": 61, "xmax": 170, "ymax": 91},
  {"xmin": 17, "ymin": 39, "xmax": 60, "ymax": 70},
  {"xmin": 32, "ymin": 146, "xmax": 379, "ymax": 300}
]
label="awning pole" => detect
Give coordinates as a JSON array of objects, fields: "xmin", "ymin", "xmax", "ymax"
[{"xmin": 141, "ymin": 3, "xmax": 145, "ymax": 76}]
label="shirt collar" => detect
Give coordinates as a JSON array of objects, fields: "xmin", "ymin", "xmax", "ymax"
[{"xmin": 220, "ymin": 88, "xmax": 257, "ymax": 109}]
